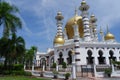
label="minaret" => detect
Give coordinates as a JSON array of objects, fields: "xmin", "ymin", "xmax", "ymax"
[
  {"xmin": 72, "ymin": 9, "xmax": 80, "ymax": 80},
  {"xmin": 54, "ymin": 12, "xmax": 65, "ymax": 46},
  {"xmin": 100, "ymin": 26, "xmax": 104, "ymax": 41},
  {"xmin": 79, "ymin": 0, "xmax": 91, "ymax": 41},
  {"xmin": 90, "ymin": 14, "xmax": 98, "ymax": 41}
]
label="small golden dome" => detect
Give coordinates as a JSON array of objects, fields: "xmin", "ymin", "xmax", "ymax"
[
  {"xmin": 65, "ymin": 15, "xmax": 83, "ymax": 39},
  {"xmin": 81, "ymin": 0, "xmax": 86, "ymax": 4},
  {"xmin": 54, "ymin": 36, "xmax": 65, "ymax": 45},
  {"xmin": 104, "ymin": 32, "xmax": 115, "ymax": 40}
]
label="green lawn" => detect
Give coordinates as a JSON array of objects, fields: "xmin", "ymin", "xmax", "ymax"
[{"xmin": 0, "ymin": 76, "xmax": 51, "ymax": 80}]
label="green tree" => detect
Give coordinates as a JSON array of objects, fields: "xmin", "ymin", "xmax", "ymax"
[
  {"xmin": 24, "ymin": 46, "xmax": 37, "ymax": 69},
  {"xmin": 0, "ymin": 34, "xmax": 25, "ymax": 66},
  {"xmin": 0, "ymin": 1, "xmax": 22, "ymax": 38},
  {"xmin": 10, "ymin": 33, "xmax": 25, "ymax": 64}
]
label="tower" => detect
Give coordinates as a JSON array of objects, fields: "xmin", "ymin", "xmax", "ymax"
[
  {"xmin": 90, "ymin": 14, "xmax": 98, "ymax": 41},
  {"xmin": 79, "ymin": 0, "xmax": 91, "ymax": 41},
  {"xmin": 54, "ymin": 12, "xmax": 65, "ymax": 46}
]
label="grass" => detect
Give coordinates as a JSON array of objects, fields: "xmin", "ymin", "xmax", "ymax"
[{"xmin": 0, "ymin": 76, "xmax": 51, "ymax": 80}]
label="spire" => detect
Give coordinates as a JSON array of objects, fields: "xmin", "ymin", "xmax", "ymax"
[
  {"xmin": 100, "ymin": 26, "xmax": 103, "ymax": 34},
  {"xmin": 106, "ymin": 25, "xmax": 109, "ymax": 33},
  {"xmin": 75, "ymin": 7, "xmax": 78, "ymax": 16}
]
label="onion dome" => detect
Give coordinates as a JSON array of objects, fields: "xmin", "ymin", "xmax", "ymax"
[
  {"xmin": 65, "ymin": 13, "xmax": 83, "ymax": 39},
  {"xmin": 90, "ymin": 14, "xmax": 97, "ymax": 23},
  {"xmin": 104, "ymin": 26, "xmax": 115, "ymax": 40},
  {"xmin": 104, "ymin": 32, "xmax": 115, "ymax": 40},
  {"xmin": 81, "ymin": 0, "xmax": 86, "ymax": 4},
  {"xmin": 54, "ymin": 11, "xmax": 65, "ymax": 45},
  {"xmin": 54, "ymin": 36, "xmax": 65, "ymax": 45}
]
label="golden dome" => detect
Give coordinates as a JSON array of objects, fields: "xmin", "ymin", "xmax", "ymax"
[
  {"xmin": 65, "ymin": 15, "xmax": 84, "ymax": 39},
  {"xmin": 104, "ymin": 32, "xmax": 115, "ymax": 40},
  {"xmin": 54, "ymin": 36, "xmax": 65, "ymax": 45}
]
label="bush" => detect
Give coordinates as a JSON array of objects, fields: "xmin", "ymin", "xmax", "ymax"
[
  {"xmin": 52, "ymin": 63, "xmax": 56, "ymax": 68},
  {"xmin": 62, "ymin": 62, "xmax": 67, "ymax": 69},
  {"xmin": 12, "ymin": 70, "xmax": 25, "ymax": 75},
  {"xmin": 24, "ymin": 71, "xmax": 32, "ymax": 76},
  {"xmin": 13, "ymin": 64, "xmax": 24, "ymax": 71},
  {"xmin": 65, "ymin": 73, "xmax": 70, "ymax": 79}
]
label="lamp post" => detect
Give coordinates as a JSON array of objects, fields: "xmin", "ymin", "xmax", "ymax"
[{"xmin": 72, "ymin": 50, "xmax": 76, "ymax": 79}]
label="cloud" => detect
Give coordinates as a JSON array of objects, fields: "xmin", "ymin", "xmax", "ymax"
[{"xmin": 5, "ymin": 0, "xmax": 120, "ymax": 51}]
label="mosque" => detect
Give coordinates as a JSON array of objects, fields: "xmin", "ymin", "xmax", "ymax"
[{"xmin": 35, "ymin": 0, "xmax": 120, "ymax": 78}]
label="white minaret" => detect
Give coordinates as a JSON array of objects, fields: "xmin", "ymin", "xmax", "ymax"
[
  {"xmin": 100, "ymin": 26, "xmax": 104, "ymax": 41},
  {"xmin": 54, "ymin": 11, "xmax": 65, "ymax": 46},
  {"xmin": 90, "ymin": 14, "xmax": 98, "ymax": 41},
  {"xmin": 55, "ymin": 12, "xmax": 64, "ymax": 37},
  {"xmin": 79, "ymin": 0, "xmax": 91, "ymax": 41}
]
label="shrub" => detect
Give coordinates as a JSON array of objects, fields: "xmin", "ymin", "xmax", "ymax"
[
  {"xmin": 104, "ymin": 68, "xmax": 112, "ymax": 74},
  {"xmin": 62, "ymin": 62, "xmax": 67, "ymax": 69},
  {"xmin": 13, "ymin": 64, "xmax": 24, "ymax": 71},
  {"xmin": 52, "ymin": 63, "xmax": 56, "ymax": 68},
  {"xmin": 65, "ymin": 73, "xmax": 70, "ymax": 79},
  {"xmin": 24, "ymin": 71, "xmax": 32, "ymax": 76},
  {"xmin": 12, "ymin": 70, "xmax": 25, "ymax": 75}
]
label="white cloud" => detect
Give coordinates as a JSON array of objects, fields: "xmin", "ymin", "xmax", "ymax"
[{"xmin": 5, "ymin": 0, "xmax": 120, "ymax": 51}]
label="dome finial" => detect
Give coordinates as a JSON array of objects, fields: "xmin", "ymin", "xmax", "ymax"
[
  {"xmin": 107, "ymin": 25, "xmax": 109, "ymax": 33},
  {"xmin": 75, "ymin": 7, "xmax": 78, "ymax": 16},
  {"xmin": 100, "ymin": 26, "xmax": 103, "ymax": 34}
]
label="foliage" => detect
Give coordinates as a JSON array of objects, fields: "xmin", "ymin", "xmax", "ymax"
[
  {"xmin": 0, "ymin": 34, "xmax": 25, "ymax": 67},
  {"xmin": 52, "ymin": 63, "xmax": 56, "ymax": 68},
  {"xmin": 62, "ymin": 62, "xmax": 67, "ymax": 69},
  {"xmin": 12, "ymin": 64, "xmax": 24, "ymax": 71},
  {"xmin": 52, "ymin": 70, "xmax": 59, "ymax": 74},
  {"xmin": 112, "ymin": 61, "xmax": 120, "ymax": 65},
  {"xmin": 0, "ymin": 76, "xmax": 50, "ymax": 80},
  {"xmin": 24, "ymin": 46, "xmax": 37, "ymax": 69},
  {"xmin": 65, "ymin": 73, "xmax": 70, "ymax": 79},
  {"xmin": 104, "ymin": 68, "xmax": 112, "ymax": 74},
  {"xmin": 0, "ymin": 1, "xmax": 22, "ymax": 38}
]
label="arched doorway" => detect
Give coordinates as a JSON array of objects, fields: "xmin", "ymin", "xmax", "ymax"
[
  {"xmin": 86, "ymin": 50, "xmax": 94, "ymax": 64},
  {"xmin": 40, "ymin": 58, "xmax": 46, "ymax": 68},
  {"xmin": 67, "ymin": 51, "xmax": 72, "ymax": 65},
  {"xmin": 58, "ymin": 52, "xmax": 64, "ymax": 65},
  {"xmin": 109, "ymin": 50, "xmax": 116, "ymax": 64},
  {"xmin": 98, "ymin": 50, "xmax": 105, "ymax": 64}
]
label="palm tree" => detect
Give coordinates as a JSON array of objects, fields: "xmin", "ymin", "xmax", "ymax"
[
  {"xmin": 0, "ymin": 34, "xmax": 25, "ymax": 66},
  {"xmin": 10, "ymin": 33, "xmax": 25, "ymax": 64},
  {"xmin": 0, "ymin": 1, "xmax": 22, "ymax": 38},
  {"xmin": 0, "ymin": 37, "xmax": 11, "ymax": 66}
]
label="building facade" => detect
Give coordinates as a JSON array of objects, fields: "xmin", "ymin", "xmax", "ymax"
[{"xmin": 35, "ymin": 0, "xmax": 120, "ymax": 77}]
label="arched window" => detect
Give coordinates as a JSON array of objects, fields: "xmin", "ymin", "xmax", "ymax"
[
  {"xmin": 58, "ymin": 52, "xmax": 64, "ymax": 65},
  {"xmin": 67, "ymin": 51, "xmax": 72, "ymax": 65},
  {"xmin": 86, "ymin": 50, "xmax": 94, "ymax": 64},
  {"xmin": 109, "ymin": 50, "xmax": 116, "ymax": 64},
  {"xmin": 98, "ymin": 50, "xmax": 105, "ymax": 64}
]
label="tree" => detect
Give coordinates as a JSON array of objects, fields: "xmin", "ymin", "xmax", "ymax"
[
  {"xmin": 0, "ymin": 34, "xmax": 25, "ymax": 66},
  {"xmin": 0, "ymin": 1, "xmax": 22, "ymax": 38},
  {"xmin": 10, "ymin": 33, "xmax": 25, "ymax": 64},
  {"xmin": 24, "ymin": 46, "xmax": 37, "ymax": 69}
]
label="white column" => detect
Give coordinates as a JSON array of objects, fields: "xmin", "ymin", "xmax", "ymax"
[
  {"xmin": 32, "ymin": 64, "xmax": 34, "ymax": 71},
  {"xmin": 72, "ymin": 52, "xmax": 76, "ymax": 79},
  {"xmin": 43, "ymin": 65, "xmax": 45, "ymax": 71},
  {"xmin": 24, "ymin": 65, "xmax": 26, "ymax": 70}
]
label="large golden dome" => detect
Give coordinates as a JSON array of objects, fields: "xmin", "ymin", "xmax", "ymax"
[
  {"xmin": 65, "ymin": 15, "xmax": 84, "ymax": 39},
  {"xmin": 104, "ymin": 32, "xmax": 115, "ymax": 40},
  {"xmin": 54, "ymin": 36, "xmax": 65, "ymax": 45}
]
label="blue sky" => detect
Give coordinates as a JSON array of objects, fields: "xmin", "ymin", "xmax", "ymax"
[{"xmin": 1, "ymin": 0, "xmax": 120, "ymax": 52}]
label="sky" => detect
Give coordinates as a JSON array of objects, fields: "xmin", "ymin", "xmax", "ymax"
[{"xmin": 1, "ymin": 0, "xmax": 120, "ymax": 52}]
